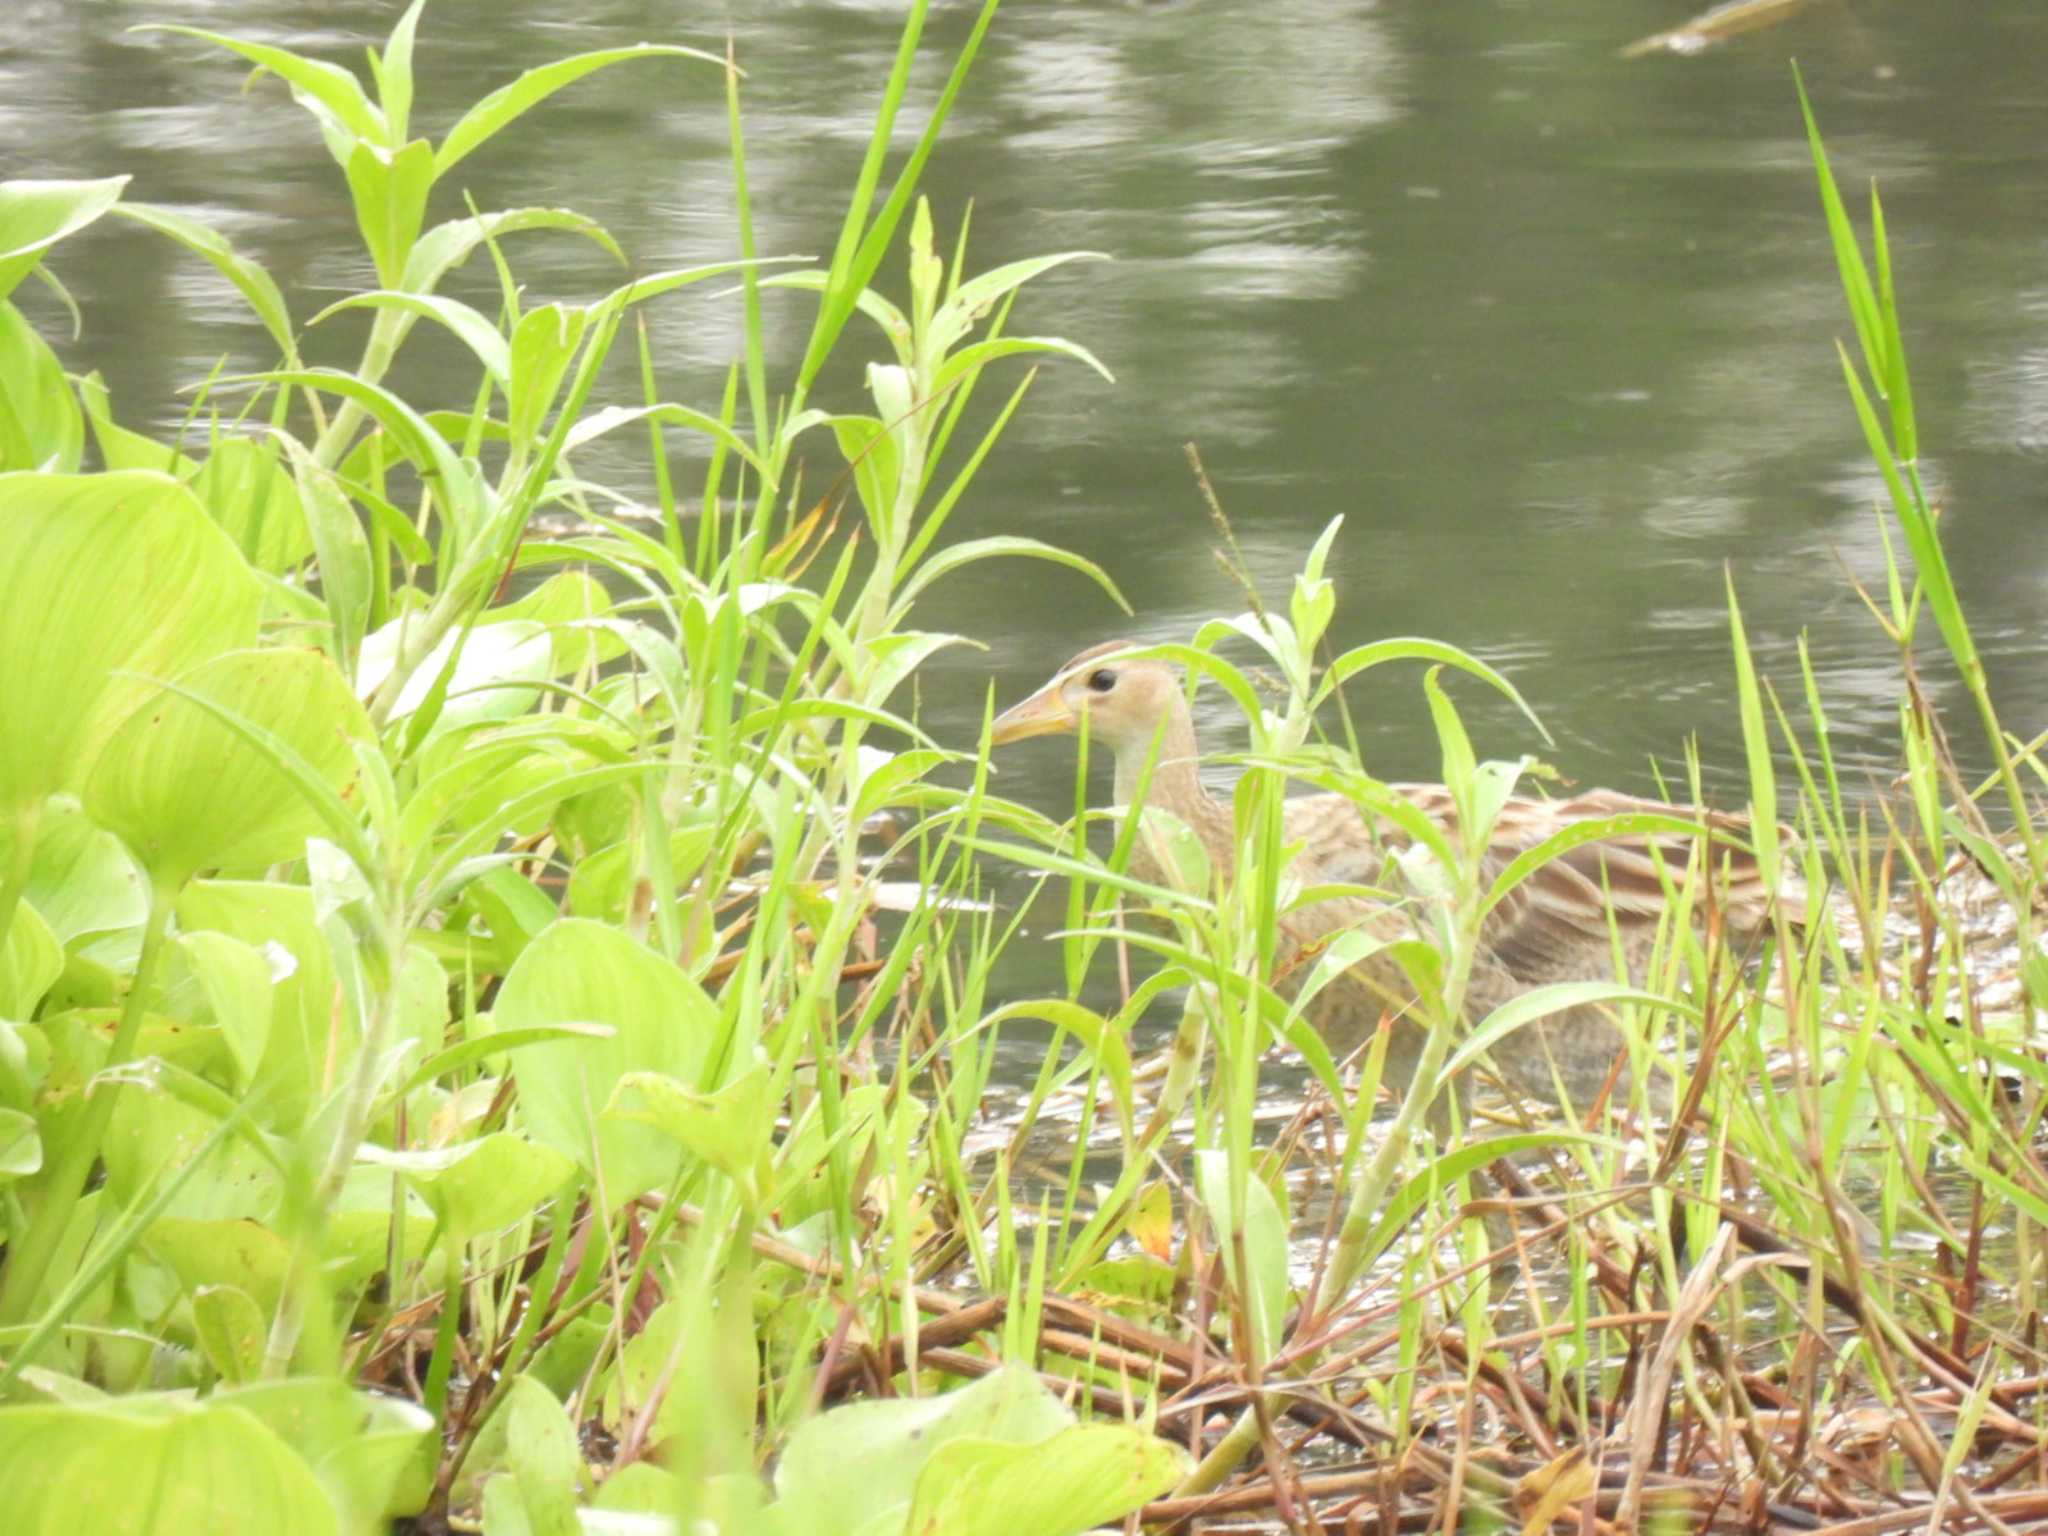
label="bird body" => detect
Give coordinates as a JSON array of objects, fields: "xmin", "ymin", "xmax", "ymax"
[{"xmin": 991, "ymin": 641, "xmax": 1798, "ymax": 1107}]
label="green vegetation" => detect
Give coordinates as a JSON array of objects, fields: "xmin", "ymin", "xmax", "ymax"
[{"xmin": 0, "ymin": 5, "xmax": 2042, "ymax": 1532}]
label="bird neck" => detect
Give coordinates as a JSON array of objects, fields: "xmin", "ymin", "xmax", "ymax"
[{"xmin": 1109, "ymin": 695, "xmax": 1234, "ymax": 870}]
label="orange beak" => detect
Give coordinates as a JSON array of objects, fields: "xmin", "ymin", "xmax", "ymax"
[{"xmin": 990, "ymin": 680, "xmax": 1076, "ymax": 746}]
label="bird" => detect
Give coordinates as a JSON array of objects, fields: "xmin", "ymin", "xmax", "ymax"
[{"xmin": 989, "ymin": 640, "xmax": 1801, "ymax": 1110}]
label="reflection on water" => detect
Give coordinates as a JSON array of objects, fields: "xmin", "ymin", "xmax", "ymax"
[{"xmin": 7, "ymin": 0, "xmax": 2047, "ymax": 806}]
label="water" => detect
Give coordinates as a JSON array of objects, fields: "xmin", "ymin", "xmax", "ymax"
[{"xmin": 8, "ymin": 0, "xmax": 2046, "ymax": 831}]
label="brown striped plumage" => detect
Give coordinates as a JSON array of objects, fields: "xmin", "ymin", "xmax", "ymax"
[{"xmin": 992, "ymin": 641, "xmax": 1802, "ymax": 1107}]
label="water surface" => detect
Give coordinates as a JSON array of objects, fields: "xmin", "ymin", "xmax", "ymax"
[{"xmin": 7, "ymin": 0, "xmax": 2045, "ymax": 838}]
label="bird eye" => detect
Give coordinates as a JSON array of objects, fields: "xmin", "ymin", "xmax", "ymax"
[{"xmin": 1086, "ymin": 668, "xmax": 1116, "ymax": 693}]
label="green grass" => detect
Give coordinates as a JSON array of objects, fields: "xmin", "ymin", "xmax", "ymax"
[{"xmin": 0, "ymin": 7, "xmax": 2042, "ymax": 1533}]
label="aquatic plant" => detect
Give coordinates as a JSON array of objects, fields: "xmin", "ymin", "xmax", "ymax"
[{"xmin": 0, "ymin": 4, "xmax": 2042, "ymax": 1532}]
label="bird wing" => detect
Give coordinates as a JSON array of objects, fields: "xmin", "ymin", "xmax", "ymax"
[{"xmin": 1282, "ymin": 782, "xmax": 1801, "ymax": 982}]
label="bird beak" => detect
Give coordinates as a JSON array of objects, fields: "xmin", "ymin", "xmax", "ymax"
[{"xmin": 990, "ymin": 680, "xmax": 1075, "ymax": 746}]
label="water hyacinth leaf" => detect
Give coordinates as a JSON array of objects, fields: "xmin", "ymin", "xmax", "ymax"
[
  {"xmin": 108, "ymin": 202, "xmax": 295, "ymax": 363},
  {"xmin": 77, "ymin": 372, "xmax": 189, "ymax": 476},
  {"xmin": 565, "ymin": 824, "xmax": 717, "ymax": 926},
  {"xmin": 146, "ymin": 1217, "xmax": 292, "ymax": 1314},
  {"xmin": 0, "ymin": 301, "xmax": 82, "ymax": 473},
  {"xmin": 496, "ymin": 919, "xmax": 717, "ymax": 1200},
  {"xmin": 0, "ymin": 1395, "xmax": 342, "ymax": 1536},
  {"xmin": 904, "ymin": 1424, "xmax": 1191, "ymax": 1536},
  {"xmin": 193, "ymin": 435, "xmax": 313, "ymax": 574},
  {"xmin": 0, "ymin": 470, "xmax": 260, "ymax": 817},
  {"xmin": 177, "ymin": 881, "xmax": 333, "ymax": 1131},
  {"xmin": 0, "ymin": 1107, "xmax": 40, "ymax": 1180},
  {"xmin": 766, "ymin": 1364, "xmax": 1078, "ymax": 1536},
  {"xmin": 84, "ymin": 648, "xmax": 368, "ymax": 884},
  {"xmin": 483, "ymin": 1374, "xmax": 585, "ymax": 1536},
  {"xmin": 394, "ymin": 1022, "xmax": 613, "ymax": 1103},
  {"xmin": 315, "ymin": 1390, "xmax": 438, "ymax": 1525},
  {"xmin": 356, "ymin": 1134, "xmax": 574, "ymax": 1239},
  {"xmin": 173, "ymin": 930, "xmax": 275, "ymax": 1091},
  {"xmin": 434, "ymin": 45, "xmax": 723, "ymax": 176},
  {"xmin": 604, "ymin": 1066, "xmax": 772, "ymax": 1195},
  {"xmin": 0, "ymin": 177, "xmax": 128, "ymax": 300},
  {"xmin": 1193, "ymin": 1149, "xmax": 1289, "ymax": 1364},
  {"xmin": 0, "ymin": 899, "xmax": 61, "ymax": 1020},
  {"xmin": 358, "ymin": 619, "xmax": 553, "ymax": 739},
  {"xmin": 191, "ymin": 1283, "xmax": 267, "ymax": 1384}
]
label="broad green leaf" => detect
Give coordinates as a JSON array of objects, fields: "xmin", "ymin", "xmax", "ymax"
[
  {"xmin": 0, "ymin": 1395, "xmax": 341, "ymax": 1536},
  {"xmin": 0, "ymin": 471, "xmax": 259, "ymax": 817},
  {"xmin": 356, "ymin": 1133, "xmax": 574, "ymax": 1238},
  {"xmin": 78, "ymin": 373, "xmax": 191, "ymax": 477},
  {"xmin": 191, "ymin": 1283, "xmax": 266, "ymax": 1384},
  {"xmin": 905, "ymin": 1424, "xmax": 1189, "ymax": 1536},
  {"xmin": 604, "ymin": 1066, "xmax": 772, "ymax": 1193},
  {"xmin": 358, "ymin": 619, "xmax": 553, "ymax": 739},
  {"xmin": 0, "ymin": 177, "xmax": 128, "ymax": 300},
  {"xmin": 565, "ymin": 823, "xmax": 717, "ymax": 927},
  {"xmin": 0, "ymin": 302, "xmax": 82, "ymax": 472},
  {"xmin": 435, "ymin": 46, "xmax": 724, "ymax": 175},
  {"xmin": 829, "ymin": 413, "xmax": 901, "ymax": 535},
  {"xmin": 176, "ymin": 881, "xmax": 336, "ymax": 1132},
  {"xmin": 0, "ymin": 1106, "xmax": 41, "ymax": 1180},
  {"xmin": 193, "ymin": 436, "xmax": 312, "ymax": 574},
  {"xmin": 145, "ymin": 1216, "xmax": 292, "ymax": 1312},
  {"xmin": 496, "ymin": 920, "xmax": 718, "ymax": 1199},
  {"xmin": 767, "ymin": 1364, "xmax": 1074, "ymax": 1536},
  {"xmin": 481, "ymin": 1375, "xmax": 583, "ymax": 1536},
  {"xmin": 219, "ymin": 1377, "xmax": 436, "ymax": 1527},
  {"xmin": 109, "ymin": 203, "xmax": 294, "ymax": 363},
  {"xmin": 85, "ymin": 647, "xmax": 369, "ymax": 884},
  {"xmin": 173, "ymin": 930, "xmax": 274, "ymax": 1090},
  {"xmin": 0, "ymin": 898, "xmax": 61, "ymax": 1019}
]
